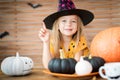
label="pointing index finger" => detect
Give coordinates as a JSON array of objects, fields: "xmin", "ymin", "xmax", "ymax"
[{"xmin": 42, "ymin": 22, "xmax": 47, "ymax": 30}]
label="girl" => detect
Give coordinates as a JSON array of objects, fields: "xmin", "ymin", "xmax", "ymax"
[{"xmin": 39, "ymin": 0, "xmax": 94, "ymax": 69}]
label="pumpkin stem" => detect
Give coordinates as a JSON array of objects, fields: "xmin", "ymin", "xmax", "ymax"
[
  {"xmin": 59, "ymin": 49, "xmax": 64, "ymax": 59},
  {"xmin": 16, "ymin": 52, "xmax": 20, "ymax": 57},
  {"xmin": 80, "ymin": 56, "xmax": 84, "ymax": 62},
  {"xmin": 88, "ymin": 54, "xmax": 92, "ymax": 59}
]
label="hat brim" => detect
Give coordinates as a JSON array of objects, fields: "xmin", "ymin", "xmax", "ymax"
[{"xmin": 43, "ymin": 9, "xmax": 94, "ymax": 30}]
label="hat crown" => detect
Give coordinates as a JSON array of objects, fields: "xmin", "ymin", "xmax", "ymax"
[{"xmin": 58, "ymin": 0, "xmax": 76, "ymax": 11}]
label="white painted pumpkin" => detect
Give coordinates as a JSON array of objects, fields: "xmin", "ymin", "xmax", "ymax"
[
  {"xmin": 75, "ymin": 56, "xmax": 92, "ymax": 75},
  {"xmin": 1, "ymin": 52, "xmax": 34, "ymax": 76}
]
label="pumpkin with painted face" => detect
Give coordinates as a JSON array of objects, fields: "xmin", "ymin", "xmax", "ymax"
[{"xmin": 1, "ymin": 52, "xmax": 34, "ymax": 76}]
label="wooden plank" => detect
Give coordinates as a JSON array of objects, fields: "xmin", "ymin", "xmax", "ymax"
[
  {"xmin": 16, "ymin": 0, "xmax": 57, "ymax": 2},
  {"xmin": 0, "ymin": 50, "xmax": 42, "ymax": 56},
  {"xmin": 0, "ymin": 0, "xmax": 15, "ymax": 2}
]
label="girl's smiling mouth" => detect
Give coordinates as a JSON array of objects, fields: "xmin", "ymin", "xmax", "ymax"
[{"xmin": 64, "ymin": 28, "xmax": 73, "ymax": 31}]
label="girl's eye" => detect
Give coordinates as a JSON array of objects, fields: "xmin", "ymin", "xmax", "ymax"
[
  {"xmin": 62, "ymin": 20, "xmax": 66, "ymax": 22},
  {"xmin": 72, "ymin": 20, "xmax": 77, "ymax": 23}
]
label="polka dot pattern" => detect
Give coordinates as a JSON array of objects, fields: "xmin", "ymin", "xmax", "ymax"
[
  {"xmin": 50, "ymin": 36, "xmax": 89, "ymax": 58},
  {"xmin": 58, "ymin": 0, "xmax": 76, "ymax": 11}
]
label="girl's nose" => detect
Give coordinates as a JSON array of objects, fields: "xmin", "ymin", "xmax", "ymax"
[{"xmin": 66, "ymin": 21, "xmax": 71, "ymax": 26}]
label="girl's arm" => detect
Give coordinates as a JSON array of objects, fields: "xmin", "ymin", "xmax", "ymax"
[
  {"xmin": 39, "ymin": 22, "xmax": 52, "ymax": 69},
  {"xmin": 42, "ymin": 41, "xmax": 53, "ymax": 69}
]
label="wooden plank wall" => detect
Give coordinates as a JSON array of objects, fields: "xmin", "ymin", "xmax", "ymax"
[{"xmin": 0, "ymin": 0, "xmax": 120, "ymax": 68}]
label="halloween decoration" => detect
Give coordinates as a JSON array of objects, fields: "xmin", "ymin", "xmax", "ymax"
[
  {"xmin": 0, "ymin": 31, "xmax": 9, "ymax": 39},
  {"xmin": 28, "ymin": 3, "xmax": 42, "ymax": 8},
  {"xmin": 1, "ymin": 52, "xmax": 34, "ymax": 76},
  {"xmin": 90, "ymin": 27, "xmax": 120, "ymax": 62},
  {"xmin": 48, "ymin": 49, "xmax": 77, "ymax": 74},
  {"xmin": 75, "ymin": 56, "xmax": 92, "ymax": 75},
  {"xmin": 84, "ymin": 56, "xmax": 105, "ymax": 72},
  {"xmin": 43, "ymin": 0, "xmax": 94, "ymax": 30}
]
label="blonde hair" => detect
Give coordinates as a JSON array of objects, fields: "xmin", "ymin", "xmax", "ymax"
[{"xmin": 51, "ymin": 15, "xmax": 84, "ymax": 58}]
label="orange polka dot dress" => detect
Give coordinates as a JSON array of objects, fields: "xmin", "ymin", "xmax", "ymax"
[{"xmin": 50, "ymin": 36, "xmax": 89, "ymax": 58}]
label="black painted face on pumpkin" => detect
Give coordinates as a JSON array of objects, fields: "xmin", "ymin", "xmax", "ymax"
[{"xmin": 22, "ymin": 57, "xmax": 34, "ymax": 75}]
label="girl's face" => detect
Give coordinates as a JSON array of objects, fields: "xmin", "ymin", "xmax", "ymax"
[{"xmin": 58, "ymin": 15, "xmax": 78, "ymax": 37}]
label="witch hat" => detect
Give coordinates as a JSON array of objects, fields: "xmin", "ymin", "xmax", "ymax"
[{"xmin": 44, "ymin": 0, "xmax": 94, "ymax": 30}]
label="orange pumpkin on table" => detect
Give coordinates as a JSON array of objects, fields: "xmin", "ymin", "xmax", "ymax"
[{"xmin": 90, "ymin": 27, "xmax": 120, "ymax": 62}]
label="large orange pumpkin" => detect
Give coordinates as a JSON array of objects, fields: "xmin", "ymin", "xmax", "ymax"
[{"xmin": 90, "ymin": 27, "xmax": 120, "ymax": 62}]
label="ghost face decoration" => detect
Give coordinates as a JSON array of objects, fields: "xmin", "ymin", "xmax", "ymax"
[
  {"xmin": 107, "ymin": 66, "xmax": 120, "ymax": 80},
  {"xmin": 1, "ymin": 52, "xmax": 34, "ymax": 76}
]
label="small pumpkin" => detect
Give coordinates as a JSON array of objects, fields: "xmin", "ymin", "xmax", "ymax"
[
  {"xmin": 75, "ymin": 56, "xmax": 93, "ymax": 75},
  {"xmin": 84, "ymin": 56, "xmax": 105, "ymax": 72},
  {"xmin": 1, "ymin": 52, "xmax": 34, "ymax": 76},
  {"xmin": 48, "ymin": 49, "xmax": 77, "ymax": 74},
  {"xmin": 90, "ymin": 27, "xmax": 120, "ymax": 62}
]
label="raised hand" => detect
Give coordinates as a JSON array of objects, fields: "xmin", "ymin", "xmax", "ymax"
[{"xmin": 38, "ymin": 22, "xmax": 50, "ymax": 43}]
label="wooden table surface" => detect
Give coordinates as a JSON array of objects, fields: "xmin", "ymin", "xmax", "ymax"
[{"xmin": 0, "ymin": 69, "xmax": 106, "ymax": 80}]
